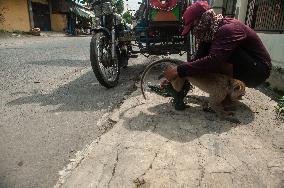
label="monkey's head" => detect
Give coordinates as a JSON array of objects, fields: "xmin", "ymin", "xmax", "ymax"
[{"xmin": 230, "ymin": 80, "xmax": 246, "ymax": 101}]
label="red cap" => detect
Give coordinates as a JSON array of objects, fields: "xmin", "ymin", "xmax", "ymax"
[{"xmin": 181, "ymin": 1, "xmax": 210, "ymax": 36}]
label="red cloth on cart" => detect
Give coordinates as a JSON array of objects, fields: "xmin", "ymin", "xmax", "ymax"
[{"xmin": 150, "ymin": 0, "xmax": 177, "ymax": 11}]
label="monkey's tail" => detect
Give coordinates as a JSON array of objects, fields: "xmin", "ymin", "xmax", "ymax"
[{"xmin": 140, "ymin": 58, "xmax": 184, "ymax": 100}]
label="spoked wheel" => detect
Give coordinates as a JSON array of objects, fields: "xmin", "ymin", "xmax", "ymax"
[
  {"xmin": 140, "ymin": 58, "xmax": 184, "ymax": 100},
  {"xmin": 90, "ymin": 32, "xmax": 120, "ymax": 88}
]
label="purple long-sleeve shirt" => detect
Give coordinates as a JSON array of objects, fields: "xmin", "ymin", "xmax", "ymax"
[{"xmin": 177, "ymin": 18, "xmax": 271, "ymax": 77}]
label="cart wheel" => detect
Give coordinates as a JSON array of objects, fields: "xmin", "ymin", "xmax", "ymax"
[{"xmin": 90, "ymin": 32, "xmax": 120, "ymax": 88}]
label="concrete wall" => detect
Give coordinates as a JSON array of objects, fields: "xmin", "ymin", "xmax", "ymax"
[
  {"xmin": 257, "ymin": 33, "xmax": 284, "ymax": 69},
  {"xmin": 0, "ymin": 0, "xmax": 30, "ymax": 32},
  {"xmin": 51, "ymin": 13, "xmax": 67, "ymax": 32},
  {"xmin": 258, "ymin": 33, "xmax": 284, "ymax": 91}
]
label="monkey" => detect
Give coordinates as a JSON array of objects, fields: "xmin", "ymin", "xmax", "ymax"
[
  {"xmin": 171, "ymin": 73, "xmax": 246, "ymax": 119},
  {"xmin": 140, "ymin": 59, "xmax": 246, "ymax": 123}
]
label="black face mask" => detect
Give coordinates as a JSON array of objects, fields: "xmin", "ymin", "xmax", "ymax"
[{"xmin": 192, "ymin": 23, "xmax": 213, "ymax": 42}]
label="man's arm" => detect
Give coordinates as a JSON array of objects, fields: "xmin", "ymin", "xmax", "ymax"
[
  {"xmin": 177, "ymin": 22, "xmax": 247, "ymax": 77},
  {"xmin": 191, "ymin": 42, "xmax": 211, "ymax": 61}
]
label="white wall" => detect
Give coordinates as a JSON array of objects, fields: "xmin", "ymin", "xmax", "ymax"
[
  {"xmin": 257, "ymin": 33, "xmax": 284, "ymax": 68},
  {"xmin": 235, "ymin": 0, "xmax": 248, "ymax": 23}
]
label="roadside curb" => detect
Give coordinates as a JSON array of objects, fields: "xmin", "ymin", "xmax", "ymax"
[{"xmin": 54, "ymin": 56, "xmax": 159, "ymax": 187}]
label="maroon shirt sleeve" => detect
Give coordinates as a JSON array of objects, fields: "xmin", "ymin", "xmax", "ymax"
[{"xmin": 177, "ymin": 22, "xmax": 247, "ymax": 77}]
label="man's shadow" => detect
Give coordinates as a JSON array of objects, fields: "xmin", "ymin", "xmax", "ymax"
[{"xmin": 122, "ymin": 95, "xmax": 255, "ymax": 143}]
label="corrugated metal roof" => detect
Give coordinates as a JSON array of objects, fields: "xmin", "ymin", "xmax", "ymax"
[{"xmin": 69, "ymin": 5, "xmax": 95, "ymax": 18}]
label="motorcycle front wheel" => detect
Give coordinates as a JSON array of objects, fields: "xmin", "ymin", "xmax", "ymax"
[{"xmin": 90, "ymin": 32, "xmax": 120, "ymax": 88}]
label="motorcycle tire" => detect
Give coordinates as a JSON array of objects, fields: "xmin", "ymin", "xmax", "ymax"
[{"xmin": 90, "ymin": 32, "xmax": 120, "ymax": 88}]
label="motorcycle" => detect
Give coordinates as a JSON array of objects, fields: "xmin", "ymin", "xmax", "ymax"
[
  {"xmin": 90, "ymin": 0, "xmax": 133, "ymax": 88},
  {"xmin": 90, "ymin": 0, "xmax": 195, "ymax": 88}
]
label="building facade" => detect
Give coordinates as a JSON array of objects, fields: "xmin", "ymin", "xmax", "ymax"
[
  {"xmin": 0, "ymin": 0, "xmax": 31, "ymax": 32},
  {"xmin": 0, "ymin": 0, "xmax": 69, "ymax": 32}
]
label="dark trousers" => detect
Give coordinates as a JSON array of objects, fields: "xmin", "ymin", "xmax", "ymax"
[{"xmin": 195, "ymin": 42, "xmax": 271, "ymax": 88}]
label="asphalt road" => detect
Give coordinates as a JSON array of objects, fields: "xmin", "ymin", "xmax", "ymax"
[{"xmin": 0, "ymin": 35, "xmax": 147, "ymax": 188}]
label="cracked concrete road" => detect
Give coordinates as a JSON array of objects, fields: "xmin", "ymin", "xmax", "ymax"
[
  {"xmin": 0, "ymin": 36, "xmax": 149, "ymax": 188},
  {"xmin": 56, "ymin": 73, "xmax": 284, "ymax": 187}
]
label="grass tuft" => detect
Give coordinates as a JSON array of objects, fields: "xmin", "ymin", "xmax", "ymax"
[{"xmin": 276, "ymin": 96, "xmax": 284, "ymax": 117}]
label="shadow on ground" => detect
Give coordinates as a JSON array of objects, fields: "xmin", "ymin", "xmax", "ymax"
[
  {"xmin": 255, "ymin": 84, "xmax": 282, "ymax": 101},
  {"xmin": 6, "ymin": 63, "xmax": 146, "ymax": 112},
  {"xmin": 121, "ymin": 95, "xmax": 254, "ymax": 143}
]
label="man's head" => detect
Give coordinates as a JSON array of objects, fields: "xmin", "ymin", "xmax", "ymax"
[{"xmin": 181, "ymin": 1, "xmax": 210, "ymax": 36}]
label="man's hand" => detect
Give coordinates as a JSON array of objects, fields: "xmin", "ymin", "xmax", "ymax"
[{"xmin": 163, "ymin": 66, "xmax": 178, "ymax": 81}]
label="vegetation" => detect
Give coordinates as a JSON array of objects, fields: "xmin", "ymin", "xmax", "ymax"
[
  {"xmin": 113, "ymin": 0, "xmax": 124, "ymax": 14},
  {"xmin": 12, "ymin": 30, "xmax": 24, "ymax": 34},
  {"xmin": 262, "ymin": 82, "xmax": 284, "ymax": 118},
  {"xmin": 264, "ymin": 82, "xmax": 284, "ymax": 96},
  {"xmin": 0, "ymin": 29, "xmax": 24, "ymax": 34},
  {"xmin": 122, "ymin": 11, "xmax": 132, "ymax": 24},
  {"xmin": 276, "ymin": 96, "xmax": 284, "ymax": 117},
  {"xmin": 65, "ymin": 0, "xmax": 124, "ymax": 14}
]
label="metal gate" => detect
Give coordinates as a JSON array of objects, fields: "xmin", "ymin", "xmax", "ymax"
[{"xmin": 245, "ymin": 0, "xmax": 284, "ymax": 33}]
